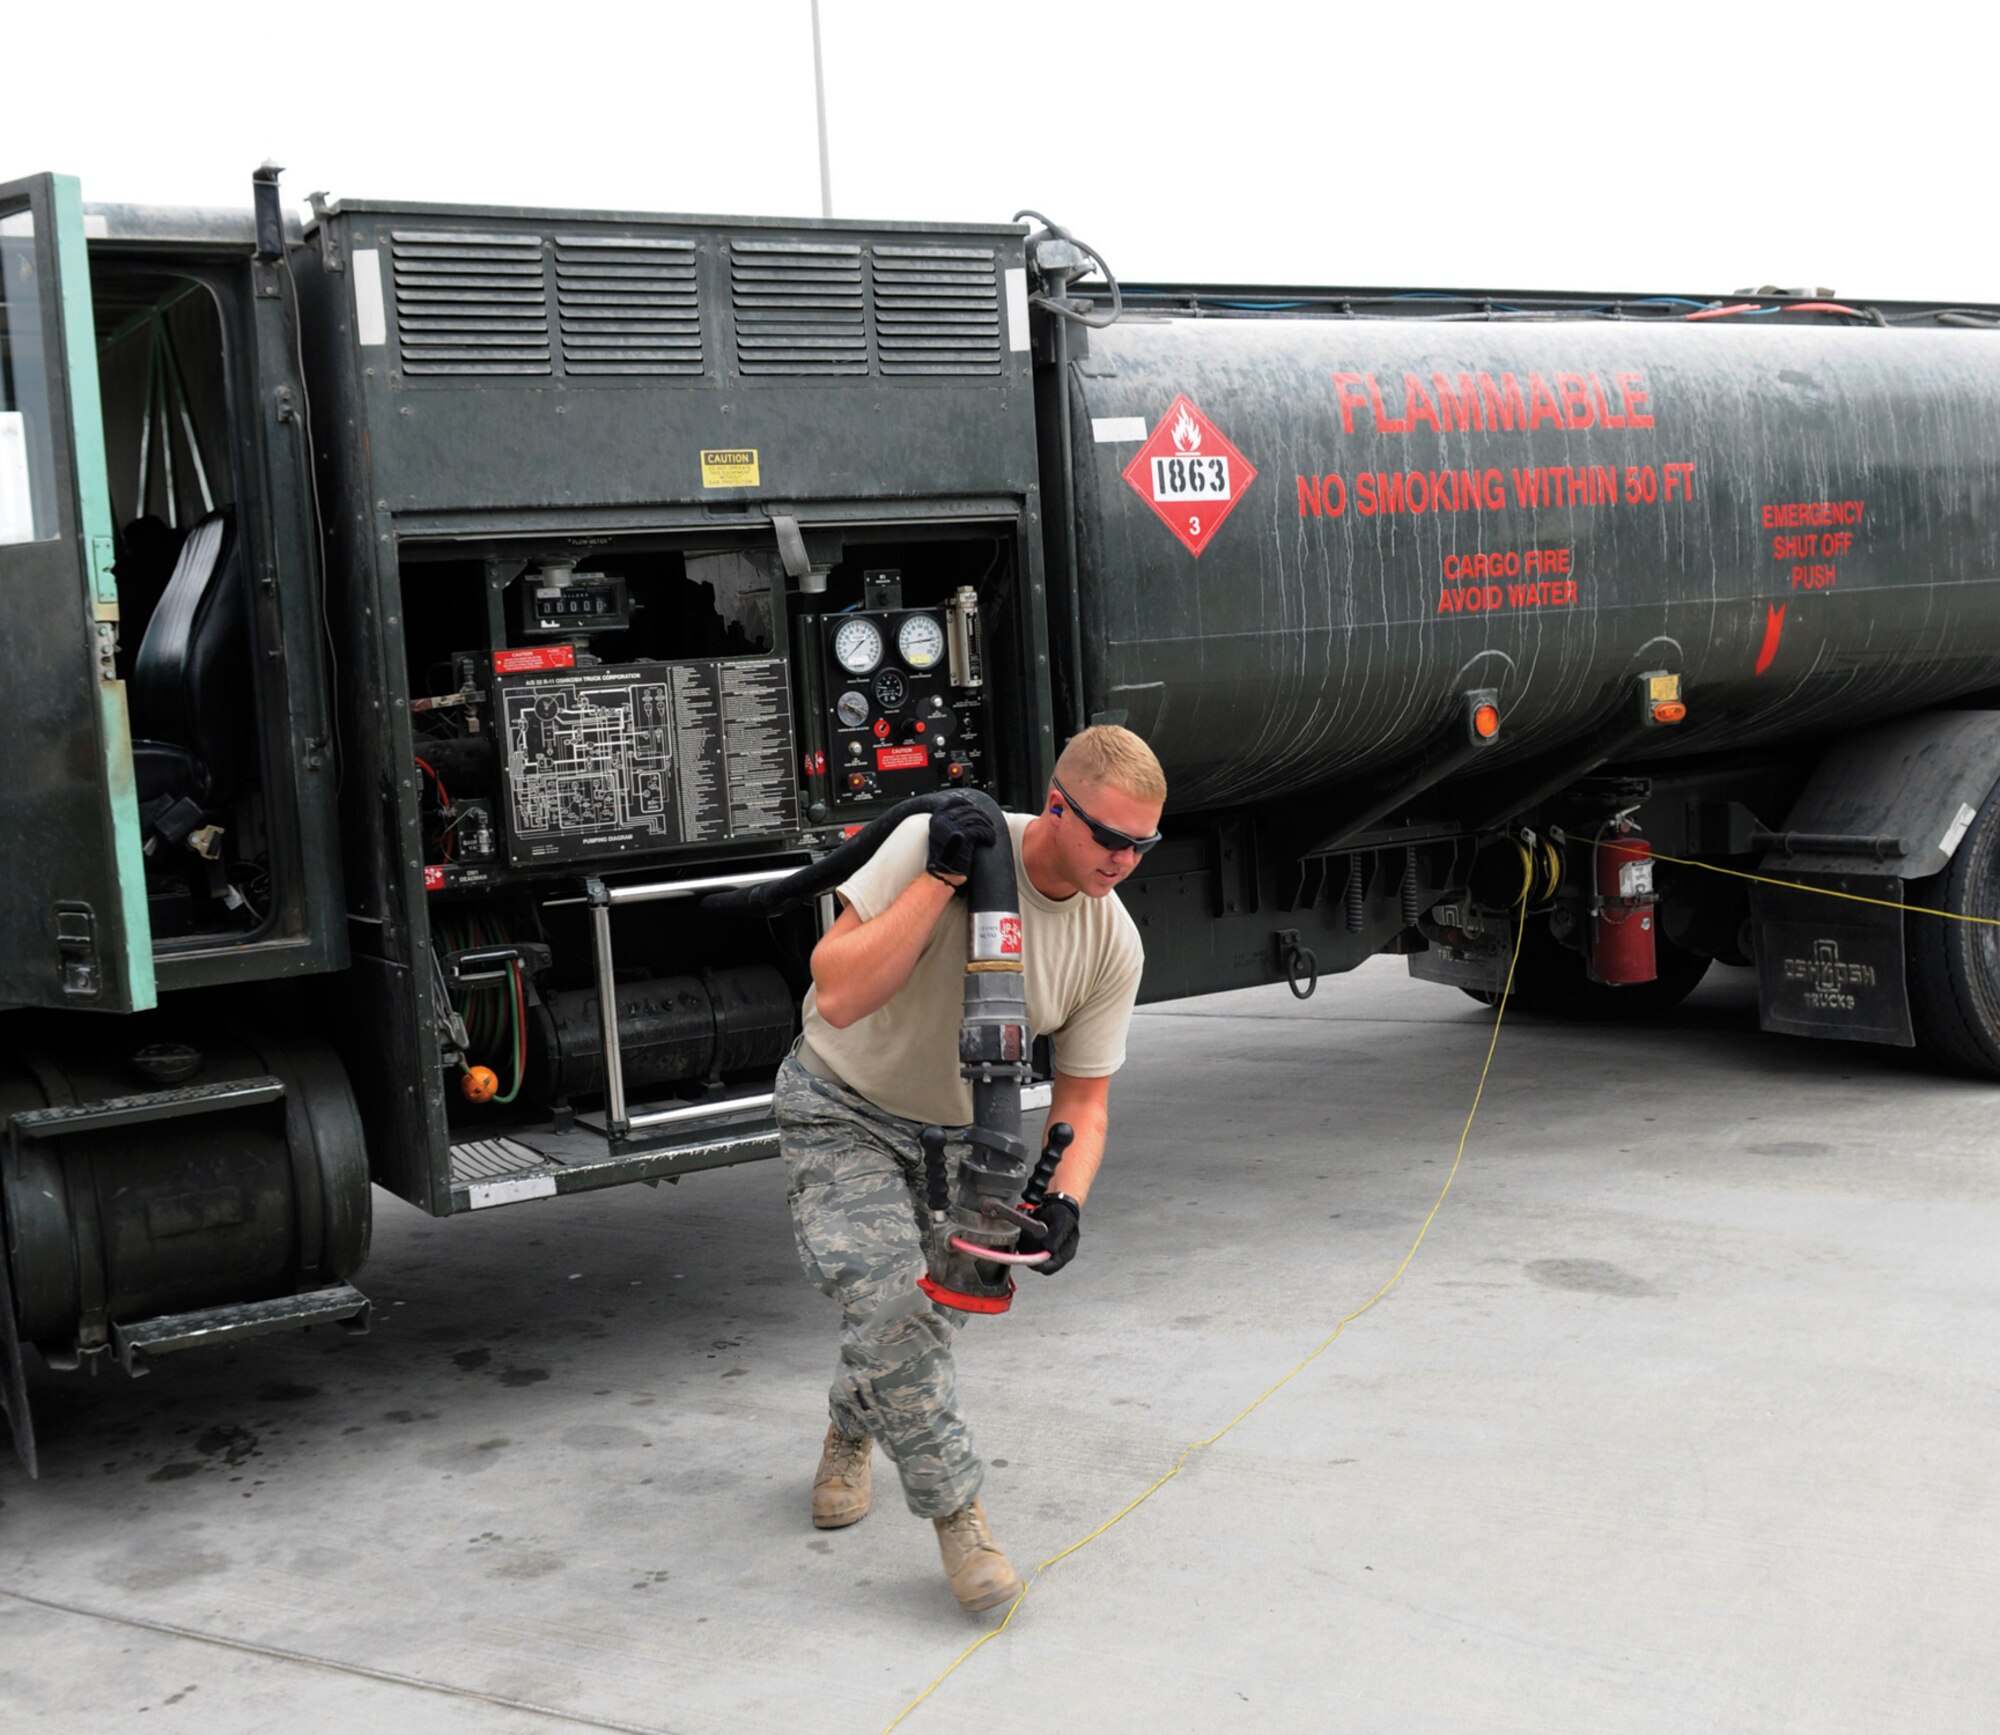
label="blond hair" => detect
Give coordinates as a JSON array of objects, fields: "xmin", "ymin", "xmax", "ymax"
[{"xmin": 1053, "ymin": 724, "xmax": 1166, "ymax": 804}]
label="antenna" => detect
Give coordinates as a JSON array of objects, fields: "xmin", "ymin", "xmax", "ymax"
[{"xmin": 812, "ymin": 0, "xmax": 834, "ymax": 218}]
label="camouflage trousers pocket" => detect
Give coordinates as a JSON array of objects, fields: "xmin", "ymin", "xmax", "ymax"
[{"xmin": 777, "ymin": 1060, "xmax": 929, "ymax": 1309}]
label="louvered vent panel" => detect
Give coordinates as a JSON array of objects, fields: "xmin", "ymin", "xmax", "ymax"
[
  {"xmin": 391, "ymin": 230, "xmax": 550, "ymax": 376},
  {"xmin": 731, "ymin": 241, "xmax": 866, "ymax": 375},
  {"xmin": 871, "ymin": 247, "xmax": 1002, "ymax": 376},
  {"xmin": 555, "ymin": 235, "xmax": 703, "ymax": 375}
]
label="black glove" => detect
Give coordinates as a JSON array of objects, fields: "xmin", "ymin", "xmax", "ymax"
[
  {"xmin": 1023, "ymin": 1193, "xmax": 1081, "ymax": 1276},
  {"xmin": 927, "ymin": 802, "xmax": 997, "ymax": 885}
]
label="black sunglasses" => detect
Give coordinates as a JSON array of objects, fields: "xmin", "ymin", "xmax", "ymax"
[{"xmin": 1051, "ymin": 778, "xmax": 1162, "ymax": 856}]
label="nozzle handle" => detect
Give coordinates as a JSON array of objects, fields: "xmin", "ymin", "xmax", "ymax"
[
  {"xmin": 920, "ymin": 1125, "xmax": 951, "ymax": 1215},
  {"xmin": 1022, "ymin": 1121, "xmax": 1072, "ymax": 1210}
]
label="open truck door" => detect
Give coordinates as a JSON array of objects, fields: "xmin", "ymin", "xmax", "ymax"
[
  {"xmin": 0, "ymin": 174, "xmax": 153, "ymax": 1014},
  {"xmin": 3, "ymin": 172, "xmax": 148, "ymax": 1479}
]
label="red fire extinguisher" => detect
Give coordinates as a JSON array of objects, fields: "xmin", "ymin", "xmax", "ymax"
[{"xmin": 1590, "ymin": 830, "xmax": 1658, "ymax": 985}]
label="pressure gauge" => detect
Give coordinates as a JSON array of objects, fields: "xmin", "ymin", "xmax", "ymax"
[
  {"xmin": 874, "ymin": 669, "xmax": 908, "ymax": 709},
  {"xmin": 897, "ymin": 614, "xmax": 947, "ymax": 670},
  {"xmin": 832, "ymin": 617, "xmax": 884, "ymax": 675},
  {"xmin": 835, "ymin": 691, "xmax": 871, "ymax": 729}
]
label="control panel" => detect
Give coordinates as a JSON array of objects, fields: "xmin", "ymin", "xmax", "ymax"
[
  {"xmin": 410, "ymin": 556, "xmax": 994, "ymax": 889},
  {"xmin": 811, "ymin": 576, "xmax": 985, "ymax": 816},
  {"xmin": 416, "ymin": 645, "xmax": 802, "ymax": 889}
]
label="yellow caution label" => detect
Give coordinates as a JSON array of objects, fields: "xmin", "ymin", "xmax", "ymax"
[
  {"xmin": 700, "ymin": 448, "xmax": 760, "ymax": 488},
  {"xmin": 1648, "ymin": 672, "xmax": 1682, "ymax": 703}
]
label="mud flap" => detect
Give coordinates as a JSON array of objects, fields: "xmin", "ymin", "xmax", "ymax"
[
  {"xmin": 1, "ymin": 1221, "xmax": 36, "ymax": 1479},
  {"xmin": 1406, "ymin": 903, "xmax": 1514, "ymax": 995},
  {"xmin": 1752, "ymin": 874, "xmax": 1913, "ymax": 1046}
]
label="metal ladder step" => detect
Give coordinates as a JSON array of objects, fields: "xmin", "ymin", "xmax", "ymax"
[{"xmin": 449, "ymin": 1135, "xmax": 565, "ymax": 1209}]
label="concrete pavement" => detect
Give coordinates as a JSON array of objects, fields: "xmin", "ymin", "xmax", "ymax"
[{"xmin": 3, "ymin": 959, "xmax": 1996, "ymax": 1732}]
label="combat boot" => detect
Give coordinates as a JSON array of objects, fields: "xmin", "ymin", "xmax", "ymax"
[
  {"xmin": 932, "ymin": 1499, "xmax": 1023, "ymax": 1612},
  {"xmin": 811, "ymin": 1424, "xmax": 873, "ymax": 1529}
]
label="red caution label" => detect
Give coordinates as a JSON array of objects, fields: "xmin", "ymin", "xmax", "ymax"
[
  {"xmin": 423, "ymin": 865, "xmax": 446, "ymax": 891},
  {"xmin": 876, "ymin": 744, "xmax": 928, "ymax": 772},
  {"xmin": 493, "ymin": 645, "xmax": 577, "ymax": 674},
  {"xmin": 973, "ymin": 911, "xmax": 1024, "ymax": 959},
  {"xmin": 1122, "ymin": 395, "xmax": 1258, "ymax": 558}
]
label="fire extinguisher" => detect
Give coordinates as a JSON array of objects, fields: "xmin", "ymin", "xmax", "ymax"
[{"xmin": 1589, "ymin": 828, "xmax": 1658, "ymax": 985}]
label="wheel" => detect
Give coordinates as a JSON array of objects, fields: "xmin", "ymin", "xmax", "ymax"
[
  {"xmin": 1466, "ymin": 917, "xmax": 1710, "ymax": 1018},
  {"xmin": 1905, "ymin": 785, "xmax": 2000, "ymax": 1077}
]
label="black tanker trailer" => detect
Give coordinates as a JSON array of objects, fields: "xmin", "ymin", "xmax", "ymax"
[{"xmin": 6, "ymin": 167, "xmax": 2000, "ymax": 1469}]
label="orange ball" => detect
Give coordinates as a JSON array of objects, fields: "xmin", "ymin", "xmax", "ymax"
[{"xmin": 460, "ymin": 1065, "xmax": 499, "ymax": 1103}]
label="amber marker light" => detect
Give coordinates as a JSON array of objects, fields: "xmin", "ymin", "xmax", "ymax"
[
  {"xmin": 1652, "ymin": 701, "xmax": 1689, "ymax": 724},
  {"xmin": 1463, "ymin": 687, "xmax": 1503, "ymax": 746}
]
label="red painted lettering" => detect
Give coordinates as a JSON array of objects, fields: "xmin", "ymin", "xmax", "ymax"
[
  {"xmin": 1295, "ymin": 472, "xmax": 1346, "ymax": 517},
  {"xmin": 1478, "ymin": 374, "xmax": 1527, "ymax": 432},
  {"xmin": 1432, "ymin": 374, "xmax": 1479, "ymax": 432},
  {"xmin": 1367, "ymin": 375, "xmax": 1410, "ymax": 434},
  {"xmin": 1338, "ymin": 367, "xmax": 1657, "ymax": 435},
  {"xmin": 1590, "ymin": 373, "xmax": 1627, "ymax": 429},
  {"xmin": 1761, "ymin": 499, "xmax": 1864, "ymax": 529},
  {"xmin": 1402, "ymin": 374, "xmax": 1443, "ymax": 434},
  {"xmin": 1556, "ymin": 373, "xmax": 1596, "ymax": 428},
  {"xmin": 1333, "ymin": 373, "xmax": 1371, "ymax": 435}
]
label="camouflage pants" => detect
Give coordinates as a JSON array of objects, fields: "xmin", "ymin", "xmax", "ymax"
[{"xmin": 775, "ymin": 1056, "xmax": 981, "ymax": 1518}]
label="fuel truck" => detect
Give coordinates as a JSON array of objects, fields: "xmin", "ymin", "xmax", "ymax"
[{"xmin": 8, "ymin": 165, "xmax": 2000, "ymax": 1473}]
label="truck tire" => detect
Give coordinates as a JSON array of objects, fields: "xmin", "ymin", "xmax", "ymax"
[
  {"xmin": 1464, "ymin": 919, "xmax": 1710, "ymax": 1017},
  {"xmin": 1905, "ymin": 788, "xmax": 2000, "ymax": 1077}
]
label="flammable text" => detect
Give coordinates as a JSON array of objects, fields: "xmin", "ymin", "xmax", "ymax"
[{"xmin": 1332, "ymin": 370, "xmax": 1655, "ymax": 435}]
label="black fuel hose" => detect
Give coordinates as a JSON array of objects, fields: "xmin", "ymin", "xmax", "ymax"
[
  {"xmin": 708, "ymin": 789, "xmax": 1030, "ymax": 1205},
  {"xmin": 702, "ymin": 791, "xmax": 1012, "ymax": 916}
]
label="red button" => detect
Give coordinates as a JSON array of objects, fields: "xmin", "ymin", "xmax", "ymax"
[{"xmin": 915, "ymin": 721, "xmax": 926, "ymax": 734}]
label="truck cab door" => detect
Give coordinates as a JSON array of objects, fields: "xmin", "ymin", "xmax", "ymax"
[{"xmin": 0, "ymin": 174, "xmax": 154, "ymax": 1011}]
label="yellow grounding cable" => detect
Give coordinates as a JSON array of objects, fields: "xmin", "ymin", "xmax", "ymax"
[{"xmin": 1581, "ymin": 836, "xmax": 2000, "ymax": 928}]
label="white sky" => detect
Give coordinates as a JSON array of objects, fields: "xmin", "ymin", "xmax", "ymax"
[{"xmin": 5, "ymin": 0, "xmax": 1989, "ymax": 303}]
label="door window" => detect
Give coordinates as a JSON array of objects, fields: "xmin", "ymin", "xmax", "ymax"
[{"xmin": 0, "ymin": 205, "xmax": 61, "ymax": 544}]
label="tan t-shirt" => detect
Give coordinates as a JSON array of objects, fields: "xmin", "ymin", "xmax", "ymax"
[{"xmin": 800, "ymin": 812, "xmax": 1144, "ymax": 1126}]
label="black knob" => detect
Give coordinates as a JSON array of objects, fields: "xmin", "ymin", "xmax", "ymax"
[
  {"xmin": 1022, "ymin": 1122, "xmax": 1073, "ymax": 1209},
  {"xmin": 920, "ymin": 1125, "xmax": 951, "ymax": 1214}
]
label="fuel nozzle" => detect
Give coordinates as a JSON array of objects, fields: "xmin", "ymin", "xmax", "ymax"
[{"xmin": 915, "ymin": 1119, "xmax": 1076, "ymax": 1316}]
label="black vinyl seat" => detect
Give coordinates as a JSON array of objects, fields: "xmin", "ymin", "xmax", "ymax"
[
  {"xmin": 128, "ymin": 508, "xmax": 254, "ymax": 845},
  {"xmin": 111, "ymin": 514, "xmax": 188, "ymax": 682}
]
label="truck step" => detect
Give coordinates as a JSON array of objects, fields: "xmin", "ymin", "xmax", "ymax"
[
  {"xmin": 11, "ymin": 1075, "xmax": 285, "ymax": 1139},
  {"xmin": 448, "ymin": 1112, "xmax": 781, "ymax": 1212},
  {"xmin": 450, "ymin": 1136, "xmax": 565, "ymax": 1210},
  {"xmin": 109, "ymin": 1284, "xmax": 370, "ymax": 1374}
]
